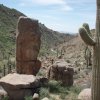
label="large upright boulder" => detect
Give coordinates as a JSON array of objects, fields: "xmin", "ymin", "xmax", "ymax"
[
  {"xmin": 47, "ymin": 61, "xmax": 74, "ymax": 86},
  {"xmin": 16, "ymin": 16, "xmax": 41, "ymax": 75}
]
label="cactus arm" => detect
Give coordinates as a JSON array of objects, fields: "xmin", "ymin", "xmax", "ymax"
[
  {"xmin": 83, "ymin": 23, "xmax": 92, "ymax": 36},
  {"xmin": 79, "ymin": 27, "xmax": 96, "ymax": 46}
]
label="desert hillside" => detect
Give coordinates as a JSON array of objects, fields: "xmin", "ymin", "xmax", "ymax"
[
  {"xmin": 0, "ymin": 4, "xmax": 95, "ymax": 100},
  {"xmin": 0, "ymin": 4, "xmax": 75, "ymax": 59}
]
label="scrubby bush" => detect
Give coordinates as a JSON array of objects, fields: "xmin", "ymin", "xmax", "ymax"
[
  {"xmin": 24, "ymin": 96, "xmax": 33, "ymax": 100},
  {"xmin": 39, "ymin": 87, "xmax": 50, "ymax": 99},
  {"xmin": 39, "ymin": 80, "xmax": 81, "ymax": 100}
]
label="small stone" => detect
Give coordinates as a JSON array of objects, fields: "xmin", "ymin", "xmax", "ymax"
[
  {"xmin": 32, "ymin": 93, "xmax": 39, "ymax": 100},
  {"xmin": 78, "ymin": 88, "xmax": 91, "ymax": 100},
  {"xmin": 0, "ymin": 89, "xmax": 7, "ymax": 99},
  {"xmin": 42, "ymin": 97, "xmax": 49, "ymax": 100}
]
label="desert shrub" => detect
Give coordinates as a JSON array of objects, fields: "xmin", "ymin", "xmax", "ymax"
[
  {"xmin": 24, "ymin": 96, "xmax": 33, "ymax": 100},
  {"xmin": 69, "ymin": 85, "xmax": 81, "ymax": 94},
  {"xmin": 64, "ymin": 85, "xmax": 81, "ymax": 100},
  {"xmin": 60, "ymin": 93, "xmax": 67, "ymax": 100},
  {"xmin": 48, "ymin": 80, "xmax": 61, "ymax": 93},
  {"xmin": 2, "ymin": 96, "xmax": 9, "ymax": 100},
  {"xmin": 39, "ymin": 80, "xmax": 81, "ymax": 99},
  {"xmin": 48, "ymin": 80, "xmax": 69, "ymax": 94},
  {"xmin": 37, "ymin": 69, "xmax": 46, "ymax": 77},
  {"xmin": 39, "ymin": 87, "xmax": 50, "ymax": 99}
]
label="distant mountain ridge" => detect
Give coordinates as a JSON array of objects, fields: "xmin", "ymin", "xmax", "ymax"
[{"xmin": 0, "ymin": 4, "xmax": 75, "ymax": 58}]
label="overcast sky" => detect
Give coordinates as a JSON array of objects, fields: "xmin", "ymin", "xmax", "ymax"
[{"xmin": 0, "ymin": 0, "xmax": 96, "ymax": 33}]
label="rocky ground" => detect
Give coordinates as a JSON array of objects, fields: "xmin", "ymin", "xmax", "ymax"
[
  {"xmin": 36, "ymin": 34, "xmax": 92, "ymax": 100},
  {"xmin": 0, "ymin": 33, "xmax": 93, "ymax": 100}
]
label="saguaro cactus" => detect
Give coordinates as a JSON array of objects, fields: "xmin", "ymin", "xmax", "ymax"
[
  {"xmin": 84, "ymin": 46, "xmax": 92, "ymax": 68},
  {"xmin": 79, "ymin": 0, "xmax": 100, "ymax": 99}
]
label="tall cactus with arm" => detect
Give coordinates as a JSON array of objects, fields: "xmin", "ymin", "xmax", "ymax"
[
  {"xmin": 79, "ymin": 0, "xmax": 100, "ymax": 99},
  {"xmin": 84, "ymin": 45, "xmax": 92, "ymax": 68}
]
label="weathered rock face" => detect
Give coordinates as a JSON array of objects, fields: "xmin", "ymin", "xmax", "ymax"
[
  {"xmin": 78, "ymin": 88, "xmax": 91, "ymax": 100},
  {"xmin": 16, "ymin": 60, "xmax": 41, "ymax": 75},
  {"xmin": 47, "ymin": 61, "xmax": 74, "ymax": 86},
  {"xmin": 0, "ymin": 73, "xmax": 41, "ymax": 100},
  {"xmin": 16, "ymin": 16, "xmax": 41, "ymax": 75}
]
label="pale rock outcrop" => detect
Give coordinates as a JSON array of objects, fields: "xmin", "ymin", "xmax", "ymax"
[{"xmin": 0, "ymin": 73, "xmax": 40, "ymax": 100}]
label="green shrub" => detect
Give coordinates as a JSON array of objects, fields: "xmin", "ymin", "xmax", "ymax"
[
  {"xmin": 60, "ymin": 93, "xmax": 67, "ymax": 100},
  {"xmin": 69, "ymin": 85, "xmax": 81, "ymax": 94},
  {"xmin": 48, "ymin": 80, "xmax": 61, "ymax": 93},
  {"xmin": 48, "ymin": 80, "xmax": 69, "ymax": 94},
  {"xmin": 39, "ymin": 87, "xmax": 50, "ymax": 99},
  {"xmin": 39, "ymin": 80, "xmax": 81, "ymax": 100},
  {"xmin": 2, "ymin": 96, "xmax": 9, "ymax": 100},
  {"xmin": 37, "ymin": 69, "xmax": 46, "ymax": 77},
  {"xmin": 24, "ymin": 96, "xmax": 33, "ymax": 100}
]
